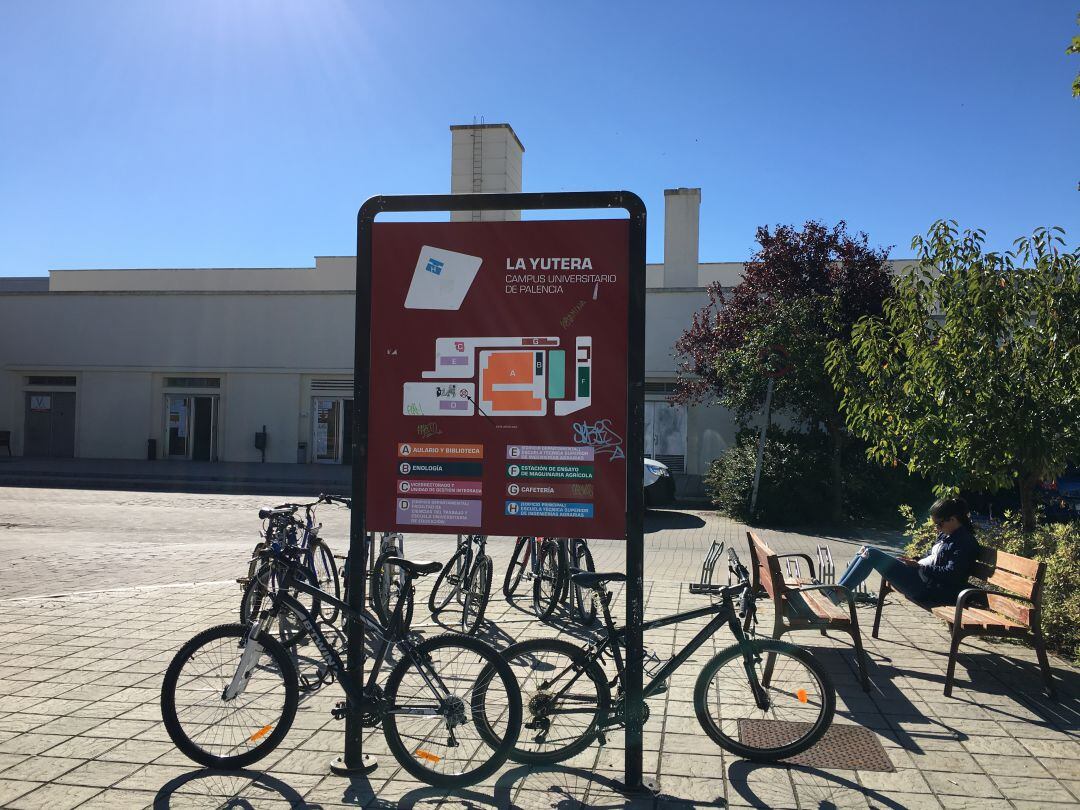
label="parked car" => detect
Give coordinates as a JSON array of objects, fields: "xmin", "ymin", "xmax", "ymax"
[
  {"xmin": 644, "ymin": 457, "xmax": 675, "ymax": 507},
  {"xmin": 1038, "ymin": 466, "xmax": 1080, "ymax": 523}
]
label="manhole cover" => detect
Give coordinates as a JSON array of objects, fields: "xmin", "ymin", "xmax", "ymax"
[{"xmin": 738, "ymin": 721, "xmax": 894, "ymax": 771}]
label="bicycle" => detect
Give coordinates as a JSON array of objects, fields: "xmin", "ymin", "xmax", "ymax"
[
  {"xmin": 428, "ymin": 534, "xmax": 492, "ymax": 635},
  {"xmin": 239, "ymin": 496, "xmax": 346, "ymax": 644},
  {"xmin": 476, "ymin": 546, "xmax": 835, "ymax": 764},
  {"xmin": 161, "ymin": 544, "xmax": 522, "ymax": 788},
  {"xmin": 504, "ymin": 536, "xmax": 596, "ymax": 624},
  {"xmin": 369, "ymin": 532, "xmax": 415, "ymax": 631}
]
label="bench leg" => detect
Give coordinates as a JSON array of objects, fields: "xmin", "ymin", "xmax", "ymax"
[
  {"xmin": 871, "ymin": 578, "xmax": 889, "ymax": 639},
  {"xmin": 943, "ymin": 627, "xmax": 964, "ymax": 697},
  {"xmin": 846, "ymin": 606, "xmax": 871, "ymax": 693},
  {"xmin": 1032, "ymin": 626, "xmax": 1057, "ymax": 700}
]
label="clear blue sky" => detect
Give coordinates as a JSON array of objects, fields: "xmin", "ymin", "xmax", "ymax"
[{"xmin": 2, "ymin": 1, "xmax": 1077, "ymax": 275}]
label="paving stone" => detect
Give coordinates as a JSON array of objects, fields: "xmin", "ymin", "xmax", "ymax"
[
  {"xmin": 923, "ymin": 771, "xmax": 1003, "ymax": 798},
  {"xmin": 7, "ymin": 782, "xmax": 103, "ymax": 810},
  {"xmin": 988, "ymin": 774, "xmax": 1077, "ymax": 803},
  {"xmin": 53, "ymin": 759, "xmax": 145, "ymax": 788}
]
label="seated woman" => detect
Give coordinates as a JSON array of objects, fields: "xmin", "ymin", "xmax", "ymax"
[{"xmin": 836, "ymin": 497, "xmax": 978, "ymax": 604}]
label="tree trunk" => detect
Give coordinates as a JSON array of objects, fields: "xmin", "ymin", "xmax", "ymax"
[
  {"xmin": 827, "ymin": 422, "xmax": 844, "ymax": 524},
  {"xmin": 1018, "ymin": 476, "xmax": 1037, "ymax": 536}
]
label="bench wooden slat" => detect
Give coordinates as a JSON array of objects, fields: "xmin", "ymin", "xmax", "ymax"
[
  {"xmin": 986, "ymin": 593, "xmax": 1032, "ymax": 626},
  {"xmin": 930, "ymin": 605, "xmax": 1025, "ymax": 633},
  {"xmin": 984, "ymin": 568, "xmax": 1037, "ymax": 601},
  {"xmin": 979, "ymin": 547, "xmax": 1041, "ymax": 579},
  {"xmin": 792, "ymin": 590, "xmax": 849, "ymax": 623}
]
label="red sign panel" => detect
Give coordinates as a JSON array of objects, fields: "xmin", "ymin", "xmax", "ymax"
[{"xmin": 366, "ymin": 219, "xmax": 629, "ymax": 539}]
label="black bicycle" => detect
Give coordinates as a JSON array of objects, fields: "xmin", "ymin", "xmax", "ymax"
[
  {"xmin": 369, "ymin": 531, "xmax": 415, "ymax": 631},
  {"xmin": 477, "ymin": 546, "xmax": 835, "ymax": 764},
  {"xmin": 240, "ymin": 495, "xmax": 347, "ymax": 645},
  {"xmin": 504, "ymin": 536, "xmax": 596, "ymax": 624},
  {"xmin": 428, "ymin": 534, "xmax": 492, "ymax": 635},
  {"xmin": 161, "ymin": 544, "xmax": 522, "ymax": 788}
]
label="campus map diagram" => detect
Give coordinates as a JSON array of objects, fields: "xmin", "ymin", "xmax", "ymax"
[{"xmin": 402, "ymin": 335, "xmax": 593, "ymax": 418}]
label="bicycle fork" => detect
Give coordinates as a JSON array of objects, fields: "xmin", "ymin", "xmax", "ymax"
[{"xmin": 223, "ymin": 616, "xmax": 269, "ymax": 701}]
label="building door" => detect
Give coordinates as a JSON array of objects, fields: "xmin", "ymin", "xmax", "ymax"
[
  {"xmin": 312, "ymin": 397, "xmax": 353, "ymax": 464},
  {"xmin": 644, "ymin": 401, "xmax": 687, "ymax": 472},
  {"xmin": 166, "ymin": 395, "xmax": 218, "ymax": 460},
  {"xmin": 23, "ymin": 392, "xmax": 76, "ymax": 458}
]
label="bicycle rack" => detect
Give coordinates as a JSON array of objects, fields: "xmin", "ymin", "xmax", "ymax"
[
  {"xmin": 816, "ymin": 545, "xmax": 835, "ymax": 584},
  {"xmin": 785, "ymin": 557, "xmax": 804, "ymax": 581},
  {"xmin": 688, "ymin": 538, "xmax": 725, "ymax": 595}
]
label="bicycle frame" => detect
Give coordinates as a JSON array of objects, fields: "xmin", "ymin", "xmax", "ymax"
[{"xmin": 255, "ymin": 556, "xmax": 448, "ymax": 714}]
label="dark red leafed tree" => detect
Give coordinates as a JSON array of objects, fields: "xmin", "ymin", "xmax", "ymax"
[{"xmin": 674, "ymin": 220, "xmax": 894, "ymax": 522}]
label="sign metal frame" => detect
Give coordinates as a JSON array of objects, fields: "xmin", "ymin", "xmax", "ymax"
[{"xmin": 343, "ymin": 191, "xmax": 647, "ymax": 790}]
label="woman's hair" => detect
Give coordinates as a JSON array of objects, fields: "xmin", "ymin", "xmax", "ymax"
[{"xmin": 930, "ymin": 496, "xmax": 972, "ymax": 530}]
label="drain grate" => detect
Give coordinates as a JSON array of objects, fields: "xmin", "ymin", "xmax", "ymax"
[{"xmin": 738, "ymin": 721, "xmax": 895, "ymax": 771}]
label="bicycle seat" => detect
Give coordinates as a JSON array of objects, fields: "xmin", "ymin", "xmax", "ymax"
[
  {"xmin": 259, "ymin": 507, "xmax": 296, "ymax": 520},
  {"xmin": 384, "ymin": 557, "xmax": 442, "ymax": 577},
  {"xmin": 570, "ymin": 570, "xmax": 626, "ymax": 589}
]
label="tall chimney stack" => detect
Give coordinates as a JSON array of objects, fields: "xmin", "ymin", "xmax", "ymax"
[
  {"xmin": 663, "ymin": 188, "xmax": 701, "ymax": 287},
  {"xmin": 450, "ymin": 123, "xmax": 525, "ymax": 222}
]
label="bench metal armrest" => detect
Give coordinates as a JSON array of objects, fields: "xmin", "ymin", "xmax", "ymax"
[
  {"xmin": 775, "ymin": 553, "xmax": 816, "ymax": 579},
  {"xmin": 953, "ymin": 587, "xmax": 990, "ymax": 626}
]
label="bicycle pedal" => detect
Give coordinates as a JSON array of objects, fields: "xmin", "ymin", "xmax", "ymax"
[{"xmin": 331, "ymin": 701, "xmax": 347, "ymax": 720}]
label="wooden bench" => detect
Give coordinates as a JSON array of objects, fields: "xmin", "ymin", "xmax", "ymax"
[
  {"xmin": 747, "ymin": 531, "xmax": 870, "ymax": 691},
  {"xmin": 872, "ymin": 546, "xmax": 1056, "ymax": 698}
]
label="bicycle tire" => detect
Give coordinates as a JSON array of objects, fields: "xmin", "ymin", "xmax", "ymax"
[
  {"xmin": 475, "ymin": 638, "xmax": 610, "ymax": 765},
  {"xmin": 371, "ymin": 550, "xmax": 416, "ymax": 632},
  {"xmin": 693, "ymin": 638, "xmax": 835, "ymax": 761},
  {"xmin": 461, "ymin": 555, "xmax": 492, "ymax": 635},
  {"xmin": 569, "ymin": 540, "xmax": 597, "ymax": 626},
  {"xmin": 502, "ymin": 536, "xmax": 531, "ymax": 599},
  {"xmin": 429, "ymin": 543, "xmax": 470, "ymax": 614},
  {"xmin": 382, "ymin": 633, "xmax": 521, "ymax": 788},
  {"xmin": 533, "ymin": 539, "xmax": 562, "ymax": 620},
  {"xmin": 239, "ymin": 560, "xmax": 318, "ymax": 647},
  {"xmin": 308, "ymin": 538, "xmax": 340, "ymax": 624},
  {"xmin": 160, "ymin": 623, "xmax": 299, "ymax": 769}
]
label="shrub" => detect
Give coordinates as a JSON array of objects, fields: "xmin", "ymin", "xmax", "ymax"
[
  {"xmin": 902, "ymin": 506, "xmax": 1080, "ymax": 665},
  {"xmin": 704, "ymin": 428, "xmax": 930, "ymax": 526}
]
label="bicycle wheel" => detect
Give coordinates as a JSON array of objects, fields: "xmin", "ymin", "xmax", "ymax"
[
  {"xmin": 502, "ymin": 536, "xmax": 531, "ymax": 598},
  {"xmin": 694, "ymin": 639, "xmax": 835, "ymax": 761},
  {"xmin": 371, "ymin": 551, "xmax": 416, "ymax": 632},
  {"xmin": 476, "ymin": 638, "xmax": 610, "ymax": 765},
  {"xmin": 461, "ymin": 555, "xmax": 492, "ymax": 635},
  {"xmin": 533, "ymin": 540, "xmax": 562, "ymax": 620},
  {"xmin": 428, "ymin": 543, "xmax": 470, "ymax": 614},
  {"xmin": 160, "ymin": 623, "xmax": 299, "ymax": 769},
  {"xmin": 240, "ymin": 560, "xmax": 318, "ymax": 647},
  {"xmin": 308, "ymin": 539, "xmax": 340, "ymax": 624},
  {"xmin": 382, "ymin": 633, "xmax": 521, "ymax": 788},
  {"xmin": 569, "ymin": 540, "xmax": 597, "ymax": 626}
]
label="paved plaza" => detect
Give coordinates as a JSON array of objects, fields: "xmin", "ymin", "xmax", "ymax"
[{"xmin": 0, "ymin": 487, "xmax": 1078, "ymax": 808}]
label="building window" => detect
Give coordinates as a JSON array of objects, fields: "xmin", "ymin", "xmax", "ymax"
[
  {"xmin": 26, "ymin": 376, "xmax": 76, "ymax": 387},
  {"xmin": 164, "ymin": 377, "xmax": 221, "ymax": 389}
]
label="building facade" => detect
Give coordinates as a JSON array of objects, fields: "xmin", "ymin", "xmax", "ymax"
[{"xmin": 0, "ymin": 123, "xmax": 908, "ymax": 495}]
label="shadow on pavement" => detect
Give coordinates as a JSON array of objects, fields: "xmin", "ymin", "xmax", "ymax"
[
  {"xmin": 153, "ymin": 768, "xmax": 321, "ymax": 808},
  {"xmin": 644, "ymin": 509, "xmax": 707, "ymax": 533}
]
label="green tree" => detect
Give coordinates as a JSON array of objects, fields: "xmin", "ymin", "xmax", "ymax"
[
  {"xmin": 827, "ymin": 221, "xmax": 1080, "ymax": 531},
  {"xmin": 674, "ymin": 221, "xmax": 894, "ymax": 522},
  {"xmin": 1069, "ymin": 12, "xmax": 1080, "ymax": 97}
]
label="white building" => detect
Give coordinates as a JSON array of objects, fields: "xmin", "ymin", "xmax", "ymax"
[{"xmin": 0, "ymin": 123, "xmax": 906, "ymax": 495}]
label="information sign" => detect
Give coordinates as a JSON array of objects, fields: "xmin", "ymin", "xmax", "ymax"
[{"xmin": 366, "ymin": 220, "xmax": 630, "ymax": 539}]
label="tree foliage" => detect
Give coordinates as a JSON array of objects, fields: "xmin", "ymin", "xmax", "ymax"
[
  {"xmin": 828, "ymin": 221, "xmax": 1080, "ymax": 531},
  {"xmin": 1069, "ymin": 12, "xmax": 1080, "ymax": 97},
  {"xmin": 675, "ymin": 220, "xmax": 895, "ymax": 521}
]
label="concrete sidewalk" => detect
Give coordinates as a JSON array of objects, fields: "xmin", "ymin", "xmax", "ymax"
[
  {"xmin": 0, "ymin": 457, "xmax": 351, "ymax": 495},
  {"xmin": 0, "ymin": 506, "xmax": 1077, "ymax": 808}
]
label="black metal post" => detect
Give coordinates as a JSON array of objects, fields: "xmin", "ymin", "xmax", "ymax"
[
  {"xmin": 331, "ymin": 200, "xmax": 378, "ymax": 776},
  {"xmin": 339, "ymin": 191, "xmax": 647, "ymax": 788}
]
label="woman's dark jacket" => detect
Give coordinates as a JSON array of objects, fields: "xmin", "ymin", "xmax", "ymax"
[{"xmin": 918, "ymin": 524, "xmax": 978, "ymax": 599}]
